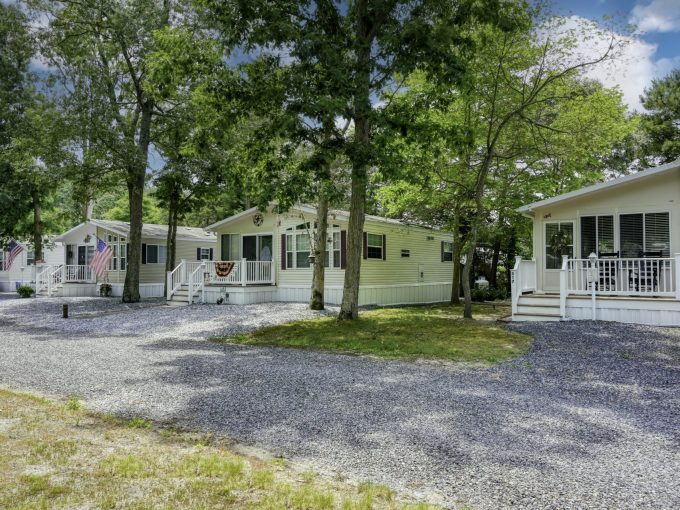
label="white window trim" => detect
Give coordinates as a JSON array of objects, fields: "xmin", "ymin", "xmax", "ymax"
[
  {"xmin": 442, "ymin": 241, "xmax": 453, "ymax": 262},
  {"xmin": 145, "ymin": 244, "xmax": 167, "ymax": 265},
  {"xmin": 366, "ymin": 232, "xmax": 384, "ymax": 260},
  {"xmin": 285, "ymin": 224, "xmax": 341, "ymax": 270},
  {"xmin": 199, "ymin": 247, "xmax": 211, "ymax": 261},
  {"xmin": 544, "ymin": 220, "xmax": 574, "ymax": 271},
  {"xmin": 617, "ymin": 210, "xmax": 672, "ymax": 258}
]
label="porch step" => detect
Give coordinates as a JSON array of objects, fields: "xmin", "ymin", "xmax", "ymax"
[
  {"xmin": 516, "ymin": 304, "xmax": 561, "ymax": 316},
  {"xmin": 517, "ymin": 294, "xmax": 560, "ymax": 307},
  {"xmin": 512, "ymin": 313, "xmax": 562, "ymax": 322}
]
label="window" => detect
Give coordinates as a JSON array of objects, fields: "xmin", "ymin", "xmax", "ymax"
[
  {"xmin": 620, "ymin": 212, "xmax": 670, "ymax": 257},
  {"xmin": 325, "ymin": 231, "xmax": 341, "ymax": 268},
  {"xmin": 220, "ymin": 234, "xmax": 240, "ymax": 260},
  {"xmin": 295, "ymin": 233, "xmax": 311, "ymax": 268},
  {"xmin": 27, "ymin": 251, "xmax": 35, "ymax": 265},
  {"xmin": 199, "ymin": 247, "xmax": 210, "ymax": 261},
  {"xmin": 441, "ymin": 241, "xmax": 453, "ymax": 262},
  {"xmin": 580, "ymin": 215, "xmax": 614, "ymax": 258},
  {"xmin": 366, "ymin": 233, "xmax": 384, "ymax": 259},
  {"xmin": 545, "ymin": 221, "xmax": 573, "ymax": 269},
  {"xmin": 145, "ymin": 244, "xmax": 167, "ymax": 264},
  {"xmin": 107, "ymin": 235, "xmax": 127, "ymax": 271}
]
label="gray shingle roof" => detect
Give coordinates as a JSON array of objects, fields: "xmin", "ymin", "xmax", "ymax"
[{"xmin": 89, "ymin": 220, "xmax": 216, "ymax": 242}]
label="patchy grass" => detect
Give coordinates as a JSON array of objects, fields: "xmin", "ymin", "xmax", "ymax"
[
  {"xmin": 214, "ymin": 303, "xmax": 530, "ymax": 363},
  {"xmin": 0, "ymin": 388, "xmax": 440, "ymax": 509}
]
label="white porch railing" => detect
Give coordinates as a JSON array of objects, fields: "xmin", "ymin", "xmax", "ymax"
[
  {"xmin": 35, "ymin": 264, "xmax": 53, "ymax": 294},
  {"xmin": 63, "ymin": 265, "xmax": 95, "ymax": 283},
  {"xmin": 510, "ymin": 256, "xmax": 536, "ymax": 314},
  {"xmin": 564, "ymin": 256, "xmax": 677, "ymax": 298},
  {"xmin": 166, "ymin": 259, "xmax": 276, "ymax": 302}
]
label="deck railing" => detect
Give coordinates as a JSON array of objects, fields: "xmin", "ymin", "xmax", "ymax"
[
  {"xmin": 510, "ymin": 257, "xmax": 537, "ymax": 314},
  {"xmin": 63, "ymin": 265, "xmax": 95, "ymax": 283},
  {"xmin": 564, "ymin": 257, "xmax": 676, "ymax": 297},
  {"xmin": 166, "ymin": 259, "xmax": 276, "ymax": 301}
]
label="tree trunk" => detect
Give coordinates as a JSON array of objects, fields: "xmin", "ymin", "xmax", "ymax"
[
  {"xmin": 505, "ymin": 227, "xmax": 517, "ymax": 296},
  {"xmin": 450, "ymin": 209, "xmax": 461, "ymax": 304},
  {"xmin": 32, "ymin": 189, "xmax": 42, "ymax": 262},
  {"xmin": 339, "ymin": 0, "xmax": 371, "ymax": 320},
  {"xmin": 310, "ymin": 189, "xmax": 329, "ymax": 310},
  {"xmin": 490, "ymin": 236, "xmax": 501, "ymax": 288},
  {"xmin": 123, "ymin": 101, "xmax": 153, "ymax": 303},
  {"xmin": 163, "ymin": 197, "xmax": 178, "ymax": 296}
]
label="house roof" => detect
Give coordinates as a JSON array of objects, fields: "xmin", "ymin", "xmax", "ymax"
[
  {"xmin": 55, "ymin": 220, "xmax": 216, "ymax": 243},
  {"xmin": 517, "ymin": 158, "xmax": 680, "ymax": 216},
  {"xmin": 206, "ymin": 203, "xmax": 448, "ymax": 234}
]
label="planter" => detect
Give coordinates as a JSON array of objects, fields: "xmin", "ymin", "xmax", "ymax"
[{"xmin": 99, "ymin": 285, "xmax": 113, "ymax": 297}]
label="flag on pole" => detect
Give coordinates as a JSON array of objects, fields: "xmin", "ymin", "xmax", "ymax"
[
  {"xmin": 5, "ymin": 240, "xmax": 23, "ymax": 270},
  {"xmin": 89, "ymin": 239, "xmax": 113, "ymax": 278}
]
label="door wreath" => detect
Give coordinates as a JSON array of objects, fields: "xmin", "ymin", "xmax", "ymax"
[{"xmin": 215, "ymin": 261, "xmax": 236, "ymax": 277}]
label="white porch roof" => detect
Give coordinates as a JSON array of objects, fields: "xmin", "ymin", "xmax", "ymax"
[
  {"xmin": 518, "ymin": 158, "xmax": 680, "ymax": 216},
  {"xmin": 55, "ymin": 220, "xmax": 216, "ymax": 243}
]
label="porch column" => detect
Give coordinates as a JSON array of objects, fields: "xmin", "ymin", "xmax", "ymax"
[
  {"xmin": 559, "ymin": 255, "xmax": 568, "ymax": 319},
  {"xmin": 675, "ymin": 254, "xmax": 680, "ymax": 300},
  {"xmin": 241, "ymin": 258, "xmax": 247, "ymax": 287}
]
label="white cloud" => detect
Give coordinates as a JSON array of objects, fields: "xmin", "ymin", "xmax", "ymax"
[
  {"xmin": 553, "ymin": 16, "xmax": 679, "ymax": 112},
  {"xmin": 630, "ymin": 0, "xmax": 680, "ymax": 33}
]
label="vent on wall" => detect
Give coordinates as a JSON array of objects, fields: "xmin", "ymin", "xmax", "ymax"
[
  {"xmin": 401, "ymin": 250, "xmax": 410, "ymax": 257},
  {"xmin": 426, "ymin": 235, "xmax": 435, "ymax": 241}
]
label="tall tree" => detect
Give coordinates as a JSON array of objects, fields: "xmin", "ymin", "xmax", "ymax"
[
  {"xmin": 640, "ymin": 69, "xmax": 680, "ymax": 164},
  {"xmin": 200, "ymin": 0, "xmax": 503, "ymax": 319},
  {"xmin": 30, "ymin": 0, "xmax": 174, "ymax": 302}
]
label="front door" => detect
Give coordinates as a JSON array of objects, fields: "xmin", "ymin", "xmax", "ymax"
[
  {"xmin": 77, "ymin": 246, "xmax": 87, "ymax": 265},
  {"xmin": 242, "ymin": 236, "xmax": 258, "ymax": 261},
  {"xmin": 242, "ymin": 234, "xmax": 273, "ymax": 261}
]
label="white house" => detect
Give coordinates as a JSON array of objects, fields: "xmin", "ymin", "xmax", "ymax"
[
  {"xmin": 512, "ymin": 158, "xmax": 680, "ymax": 325},
  {"xmin": 40, "ymin": 219, "xmax": 217, "ymax": 297},
  {"xmin": 166, "ymin": 204, "xmax": 455, "ymax": 306},
  {"xmin": 0, "ymin": 239, "xmax": 64, "ymax": 292}
]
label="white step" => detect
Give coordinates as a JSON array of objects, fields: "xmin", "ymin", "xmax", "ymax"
[
  {"xmin": 512, "ymin": 313, "xmax": 561, "ymax": 322},
  {"xmin": 517, "ymin": 295, "xmax": 560, "ymax": 307},
  {"xmin": 516, "ymin": 304, "xmax": 560, "ymax": 316}
]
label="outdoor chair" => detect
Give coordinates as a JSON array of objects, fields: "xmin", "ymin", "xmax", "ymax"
[
  {"xmin": 629, "ymin": 250, "xmax": 662, "ymax": 292},
  {"xmin": 596, "ymin": 251, "xmax": 619, "ymax": 291}
]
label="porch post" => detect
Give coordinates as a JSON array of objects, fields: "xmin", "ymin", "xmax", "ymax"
[
  {"xmin": 270, "ymin": 258, "xmax": 275, "ymax": 285},
  {"xmin": 166, "ymin": 271, "xmax": 172, "ymax": 301},
  {"xmin": 241, "ymin": 258, "xmax": 247, "ymax": 287},
  {"xmin": 675, "ymin": 253, "xmax": 680, "ymax": 300},
  {"xmin": 559, "ymin": 255, "xmax": 568, "ymax": 319},
  {"xmin": 510, "ymin": 256, "xmax": 521, "ymax": 316}
]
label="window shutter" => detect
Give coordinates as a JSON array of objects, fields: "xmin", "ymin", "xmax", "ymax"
[
  {"xmin": 280, "ymin": 234, "xmax": 286, "ymax": 270},
  {"xmin": 620, "ymin": 214, "xmax": 643, "ymax": 258},
  {"xmin": 441, "ymin": 241, "xmax": 445, "ymax": 262},
  {"xmin": 382, "ymin": 234, "xmax": 386, "ymax": 260},
  {"xmin": 141, "ymin": 243, "xmax": 147, "ymax": 264},
  {"xmin": 196, "ymin": 247, "xmax": 201, "ymax": 261},
  {"xmin": 363, "ymin": 232, "xmax": 368, "ymax": 259},
  {"xmin": 340, "ymin": 230, "xmax": 347, "ymax": 269},
  {"xmin": 209, "ymin": 248, "xmax": 214, "ymax": 261},
  {"xmin": 645, "ymin": 212, "xmax": 670, "ymax": 257}
]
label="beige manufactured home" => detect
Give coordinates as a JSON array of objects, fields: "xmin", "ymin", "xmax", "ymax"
[
  {"xmin": 512, "ymin": 158, "xmax": 680, "ymax": 325},
  {"xmin": 166, "ymin": 204, "xmax": 455, "ymax": 306},
  {"xmin": 39, "ymin": 219, "xmax": 216, "ymax": 297}
]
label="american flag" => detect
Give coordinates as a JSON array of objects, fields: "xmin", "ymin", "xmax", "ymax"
[
  {"xmin": 4, "ymin": 240, "xmax": 23, "ymax": 271},
  {"xmin": 88, "ymin": 239, "xmax": 113, "ymax": 278}
]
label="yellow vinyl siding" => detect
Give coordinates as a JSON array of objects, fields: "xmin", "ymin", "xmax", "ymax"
[
  {"xmin": 212, "ymin": 209, "xmax": 454, "ymax": 288},
  {"xmin": 96, "ymin": 227, "xmax": 215, "ymax": 284}
]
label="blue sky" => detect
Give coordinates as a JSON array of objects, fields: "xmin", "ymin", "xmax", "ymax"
[{"xmin": 554, "ymin": 0, "xmax": 680, "ymax": 111}]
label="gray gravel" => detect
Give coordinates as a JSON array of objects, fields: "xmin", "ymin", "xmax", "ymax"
[{"xmin": 0, "ymin": 293, "xmax": 678, "ymax": 509}]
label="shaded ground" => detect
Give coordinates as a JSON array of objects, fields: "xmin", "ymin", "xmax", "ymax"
[{"xmin": 0, "ymin": 294, "xmax": 678, "ymax": 509}]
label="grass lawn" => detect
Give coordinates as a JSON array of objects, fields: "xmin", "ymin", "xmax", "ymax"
[
  {"xmin": 0, "ymin": 389, "xmax": 437, "ymax": 510},
  {"xmin": 215, "ymin": 303, "xmax": 531, "ymax": 363}
]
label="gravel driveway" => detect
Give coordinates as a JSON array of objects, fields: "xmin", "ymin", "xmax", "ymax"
[{"xmin": 0, "ymin": 293, "xmax": 678, "ymax": 509}]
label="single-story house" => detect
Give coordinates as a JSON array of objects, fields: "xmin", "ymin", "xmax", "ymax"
[
  {"xmin": 42, "ymin": 219, "xmax": 216, "ymax": 297},
  {"xmin": 512, "ymin": 157, "xmax": 680, "ymax": 325},
  {"xmin": 166, "ymin": 204, "xmax": 455, "ymax": 306},
  {"xmin": 0, "ymin": 239, "xmax": 64, "ymax": 292}
]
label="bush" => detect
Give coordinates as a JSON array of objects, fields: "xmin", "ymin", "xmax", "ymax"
[
  {"xmin": 471, "ymin": 286, "xmax": 507, "ymax": 302},
  {"xmin": 99, "ymin": 283, "xmax": 112, "ymax": 297},
  {"xmin": 16, "ymin": 285, "xmax": 35, "ymax": 298}
]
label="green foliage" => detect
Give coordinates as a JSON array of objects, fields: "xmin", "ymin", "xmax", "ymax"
[
  {"xmin": 102, "ymin": 192, "xmax": 166, "ymax": 225},
  {"xmin": 470, "ymin": 287, "xmax": 508, "ymax": 302},
  {"xmin": 641, "ymin": 69, "xmax": 680, "ymax": 163},
  {"xmin": 16, "ymin": 285, "xmax": 35, "ymax": 298}
]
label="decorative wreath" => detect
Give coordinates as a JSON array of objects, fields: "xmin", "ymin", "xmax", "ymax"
[
  {"xmin": 215, "ymin": 261, "xmax": 236, "ymax": 278},
  {"xmin": 253, "ymin": 213, "xmax": 264, "ymax": 226}
]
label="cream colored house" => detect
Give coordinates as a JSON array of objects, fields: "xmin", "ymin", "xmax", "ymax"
[
  {"xmin": 166, "ymin": 204, "xmax": 454, "ymax": 306},
  {"xmin": 512, "ymin": 158, "xmax": 680, "ymax": 325},
  {"xmin": 0, "ymin": 239, "xmax": 64, "ymax": 292},
  {"xmin": 38, "ymin": 219, "xmax": 216, "ymax": 297}
]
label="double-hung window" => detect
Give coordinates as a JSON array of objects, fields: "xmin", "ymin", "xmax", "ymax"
[
  {"xmin": 325, "ymin": 231, "xmax": 341, "ymax": 268},
  {"xmin": 620, "ymin": 212, "xmax": 670, "ymax": 258},
  {"xmin": 545, "ymin": 221, "xmax": 573, "ymax": 269},
  {"xmin": 366, "ymin": 233, "xmax": 384, "ymax": 259},
  {"xmin": 146, "ymin": 244, "xmax": 167, "ymax": 264},
  {"xmin": 441, "ymin": 241, "xmax": 453, "ymax": 262},
  {"xmin": 580, "ymin": 215, "xmax": 614, "ymax": 258}
]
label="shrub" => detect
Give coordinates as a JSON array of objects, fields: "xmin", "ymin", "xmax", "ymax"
[
  {"xmin": 471, "ymin": 286, "xmax": 507, "ymax": 302},
  {"xmin": 16, "ymin": 285, "xmax": 35, "ymax": 298},
  {"xmin": 99, "ymin": 283, "xmax": 112, "ymax": 297}
]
